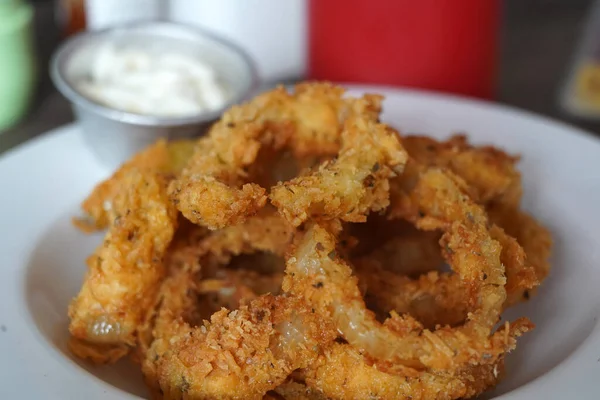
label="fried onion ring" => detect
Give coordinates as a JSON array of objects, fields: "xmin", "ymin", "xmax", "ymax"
[
  {"xmin": 356, "ymin": 224, "xmax": 539, "ymax": 328},
  {"xmin": 68, "ymin": 170, "xmax": 178, "ymax": 363},
  {"xmin": 284, "ymin": 169, "xmax": 532, "ymax": 371},
  {"xmin": 379, "ymin": 134, "xmax": 544, "ymax": 313},
  {"xmin": 301, "ymin": 342, "xmax": 507, "ymax": 400},
  {"xmin": 487, "ymin": 204, "xmax": 553, "ymax": 300},
  {"xmin": 401, "ymin": 134, "xmax": 522, "ymax": 207},
  {"xmin": 171, "ymin": 83, "xmax": 383, "ymax": 230},
  {"xmin": 156, "ymin": 295, "xmax": 333, "ymax": 399},
  {"xmin": 139, "ymin": 209, "xmax": 291, "ymax": 397},
  {"xmin": 271, "ymin": 117, "xmax": 407, "ymax": 226}
]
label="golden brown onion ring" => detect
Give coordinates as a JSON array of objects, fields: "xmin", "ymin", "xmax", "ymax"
[
  {"xmin": 356, "ymin": 224, "xmax": 539, "ymax": 328},
  {"xmin": 284, "ymin": 169, "xmax": 532, "ymax": 371},
  {"xmin": 271, "ymin": 116, "xmax": 407, "ymax": 226},
  {"xmin": 487, "ymin": 204, "xmax": 553, "ymax": 301},
  {"xmin": 301, "ymin": 342, "xmax": 507, "ymax": 400},
  {"xmin": 148, "ymin": 293, "xmax": 334, "ymax": 399},
  {"xmin": 401, "ymin": 134, "xmax": 522, "ymax": 207},
  {"xmin": 68, "ymin": 169, "xmax": 178, "ymax": 363},
  {"xmin": 171, "ymin": 83, "xmax": 383, "ymax": 230}
]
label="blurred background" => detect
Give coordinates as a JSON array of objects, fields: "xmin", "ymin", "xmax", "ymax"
[{"xmin": 2, "ymin": 0, "xmax": 600, "ymax": 155}]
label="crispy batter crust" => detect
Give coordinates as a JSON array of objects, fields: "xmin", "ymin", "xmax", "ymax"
[
  {"xmin": 69, "ymin": 170, "xmax": 178, "ymax": 362},
  {"xmin": 171, "ymin": 83, "xmax": 383, "ymax": 230},
  {"xmin": 271, "ymin": 117, "xmax": 407, "ymax": 226}
]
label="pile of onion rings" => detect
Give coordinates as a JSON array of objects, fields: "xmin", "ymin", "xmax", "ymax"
[{"xmin": 68, "ymin": 82, "xmax": 552, "ymax": 399}]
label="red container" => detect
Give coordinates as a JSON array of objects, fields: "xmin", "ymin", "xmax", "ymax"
[{"xmin": 308, "ymin": 0, "xmax": 500, "ymax": 99}]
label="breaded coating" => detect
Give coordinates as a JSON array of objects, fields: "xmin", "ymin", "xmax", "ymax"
[
  {"xmin": 402, "ymin": 134, "xmax": 547, "ymax": 298},
  {"xmin": 75, "ymin": 139, "xmax": 194, "ymax": 231},
  {"xmin": 151, "ymin": 295, "xmax": 335, "ymax": 399},
  {"xmin": 487, "ymin": 204, "xmax": 553, "ymax": 299},
  {"xmin": 356, "ymin": 223, "xmax": 538, "ymax": 328},
  {"xmin": 141, "ymin": 268, "xmax": 284, "ymax": 398},
  {"xmin": 139, "ymin": 211, "xmax": 291, "ymax": 398},
  {"xmin": 198, "ymin": 207, "xmax": 295, "ymax": 269},
  {"xmin": 271, "ymin": 117, "xmax": 407, "ymax": 226},
  {"xmin": 301, "ymin": 343, "xmax": 506, "ymax": 400},
  {"xmin": 385, "ymin": 141, "xmax": 541, "ymax": 308},
  {"xmin": 141, "ymin": 268, "xmax": 201, "ymax": 398},
  {"xmin": 285, "ymin": 170, "xmax": 532, "ymax": 371},
  {"xmin": 490, "ymin": 224, "xmax": 540, "ymax": 305},
  {"xmin": 171, "ymin": 83, "xmax": 383, "ymax": 230},
  {"xmin": 401, "ymin": 134, "xmax": 522, "ymax": 207},
  {"xmin": 68, "ymin": 170, "xmax": 178, "ymax": 363}
]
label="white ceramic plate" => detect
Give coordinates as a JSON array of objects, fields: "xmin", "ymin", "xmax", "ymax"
[{"xmin": 1, "ymin": 86, "xmax": 599, "ymax": 399}]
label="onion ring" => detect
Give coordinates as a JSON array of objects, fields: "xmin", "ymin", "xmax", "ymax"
[
  {"xmin": 401, "ymin": 134, "xmax": 522, "ymax": 207},
  {"xmin": 171, "ymin": 83, "xmax": 383, "ymax": 230},
  {"xmin": 141, "ymin": 267, "xmax": 283, "ymax": 396},
  {"xmin": 301, "ymin": 342, "xmax": 507, "ymax": 400},
  {"xmin": 383, "ymin": 134, "xmax": 544, "ymax": 309},
  {"xmin": 487, "ymin": 204, "xmax": 552, "ymax": 300},
  {"xmin": 139, "ymin": 209, "xmax": 293, "ymax": 397},
  {"xmin": 284, "ymin": 168, "xmax": 532, "ymax": 371},
  {"xmin": 271, "ymin": 117, "xmax": 407, "ymax": 226},
  {"xmin": 146, "ymin": 276, "xmax": 334, "ymax": 400},
  {"xmin": 356, "ymin": 223, "xmax": 539, "ymax": 328},
  {"xmin": 68, "ymin": 169, "xmax": 178, "ymax": 363}
]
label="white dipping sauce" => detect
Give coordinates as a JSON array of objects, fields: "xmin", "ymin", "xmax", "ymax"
[{"xmin": 76, "ymin": 43, "xmax": 229, "ymax": 117}]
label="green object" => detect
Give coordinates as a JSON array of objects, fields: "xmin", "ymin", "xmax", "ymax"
[{"xmin": 0, "ymin": 0, "xmax": 36, "ymax": 131}]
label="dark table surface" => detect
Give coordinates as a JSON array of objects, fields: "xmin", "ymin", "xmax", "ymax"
[{"xmin": 2, "ymin": 0, "xmax": 600, "ymax": 156}]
